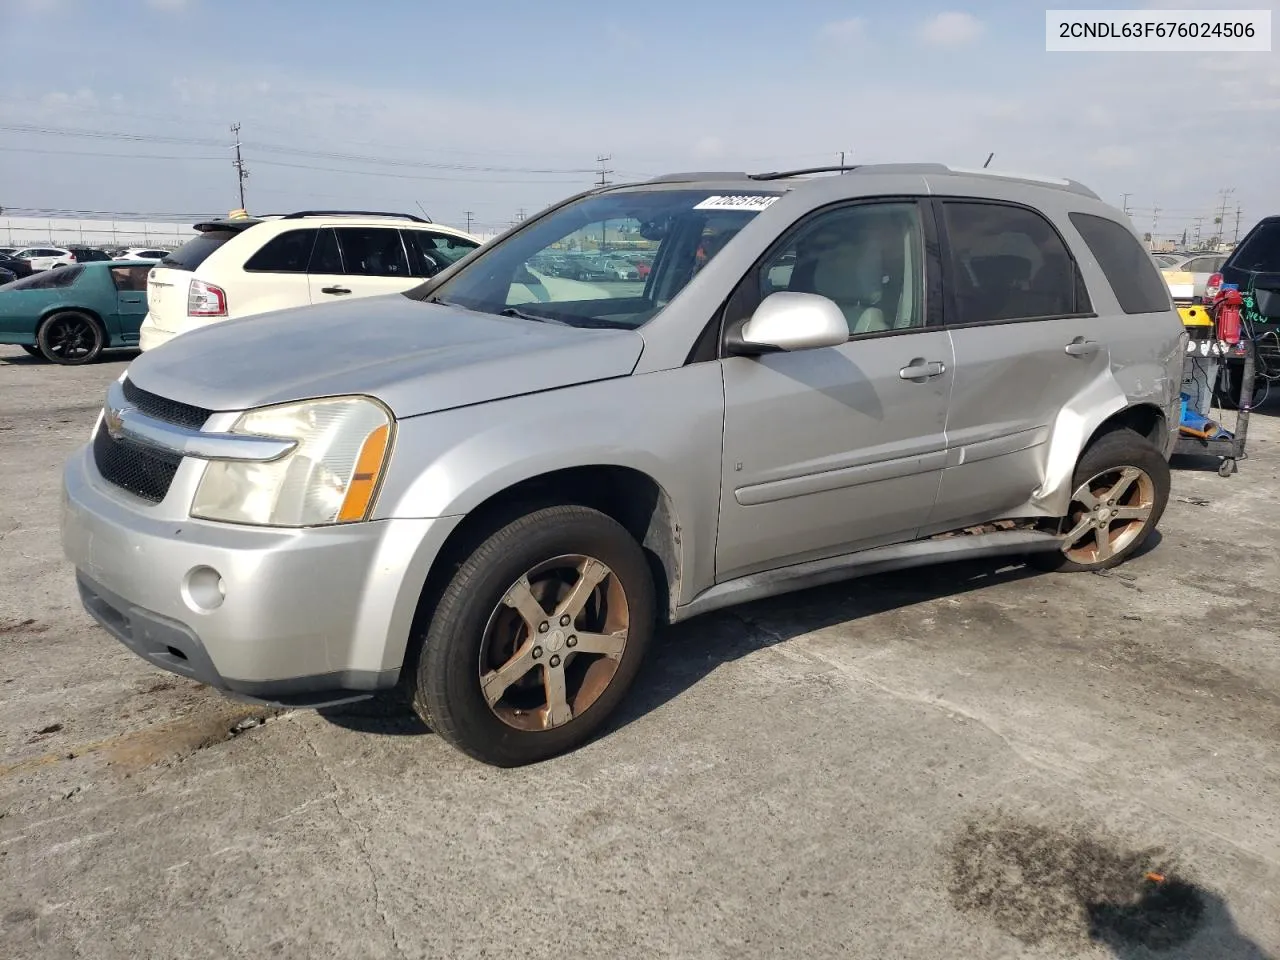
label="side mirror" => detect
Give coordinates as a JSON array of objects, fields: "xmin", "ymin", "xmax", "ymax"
[{"xmin": 727, "ymin": 291, "xmax": 849, "ymax": 356}]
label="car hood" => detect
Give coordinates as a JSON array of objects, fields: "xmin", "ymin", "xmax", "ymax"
[{"xmin": 124, "ymin": 296, "xmax": 646, "ymax": 418}]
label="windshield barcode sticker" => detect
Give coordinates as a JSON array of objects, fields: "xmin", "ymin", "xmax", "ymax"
[{"xmin": 693, "ymin": 195, "xmax": 779, "ymax": 211}]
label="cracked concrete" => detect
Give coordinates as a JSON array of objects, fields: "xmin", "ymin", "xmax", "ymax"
[{"xmin": 1, "ymin": 345, "xmax": 1278, "ymax": 959}]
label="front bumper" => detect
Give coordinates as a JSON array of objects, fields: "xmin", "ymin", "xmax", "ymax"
[{"xmin": 61, "ymin": 444, "xmax": 461, "ymax": 707}]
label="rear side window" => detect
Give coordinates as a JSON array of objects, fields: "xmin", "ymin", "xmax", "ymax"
[
  {"xmin": 1069, "ymin": 213, "xmax": 1172, "ymax": 314},
  {"xmin": 161, "ymin": 229, "xmax": 240, "ymax": 270},
  {"xmin": 5, "ymin": 266, "xmax": 84, "ymax": 289},
  {"xmin": 1230, "ymin": 220, "xmax": 1280, "ymax": 272},
  {"xmin": 943, "ymin": 201, "xmax": 1091, "ymax": 323},
  {"xmin": 244, "ymin": 229, "xmax": 318, "ymax": 273}
]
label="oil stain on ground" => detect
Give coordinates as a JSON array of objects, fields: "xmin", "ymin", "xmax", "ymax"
[{"xmin": 947, "ymin": 812, "xmax": 1207, "ymax": 952}]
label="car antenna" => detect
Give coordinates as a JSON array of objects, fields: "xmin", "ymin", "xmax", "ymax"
[
  {"xmin": 414, "ymin": 201, "xmax": 433, "ymax": 223},
  {"xmin": 983, "ymin": 152, "xmax": 995, "ymax": 169}
]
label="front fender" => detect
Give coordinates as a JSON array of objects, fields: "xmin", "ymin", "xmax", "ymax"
[{"xmin": 373, "ymin": 363, "xmax": 726, "ymax": 607}]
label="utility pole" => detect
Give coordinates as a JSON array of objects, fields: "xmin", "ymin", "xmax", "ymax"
[
  {"xmin": 596, "ymin": 155, "xmax": 613, "ymax": 188},
  {"xmin": 1233, "ymin": 203, "xmax": 1242, "ymax": 244},
  {"xmin": 517, "ymin": 208, "xmax": 526, "ymax": 222},
  {"xmin": 230, "ymin": 122, "xmax": 249, "ymax": 212},
  {"xmin": 465, "ymin": 210, "xmax": 474, "ymax": 234},
  {"xmin": 1213, "ymin": 187, "xmax": 1234, "ymax": 246},
  {"xmin": 1121, "ymin": 193, "xmax": 1132, "ymax": 216},
  {"xmin": 1192, "ymin": 216, "xmax": 1204, "ymax": 248},
  {"xmin": 1151, "ymin": 205, "xmax": 1160, "ymax": 245}
]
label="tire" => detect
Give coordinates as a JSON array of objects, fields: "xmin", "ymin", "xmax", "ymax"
[
  {"xmin": 20, "ymin": 345, "xmax": 43, "ymax": 358},
  {"xmin": 413, "ymin": 504, "xmax": 655, "ymax": 766},
  {"xmin": 1029, "ymin": 428, "xmax": 1170, "ymax": 573},
  {"xmin": 37, "ymin": 311, "xmax": 104, "ymax": 365}
]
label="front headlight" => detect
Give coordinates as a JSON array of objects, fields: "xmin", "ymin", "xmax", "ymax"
[{"xmin": 191, "ymin": 396, "xmax": 393, "ymax": 527}]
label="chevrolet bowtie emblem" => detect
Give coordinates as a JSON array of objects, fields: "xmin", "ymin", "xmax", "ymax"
[{"xmin": 104, "ymin": 404, "xmax": 128, "ymax": 440}]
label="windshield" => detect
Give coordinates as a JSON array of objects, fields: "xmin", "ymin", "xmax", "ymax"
[
  {"xmin": 424, "ymin": 188, "xmax": 782, "ymax": 329},
  {"xmin": 2, "ymin": 266, "xmax": 84, "ymax": 290},
  {"xmin": 1232, "ymin": 221, "xmax": 1280, "ymax": 273}
]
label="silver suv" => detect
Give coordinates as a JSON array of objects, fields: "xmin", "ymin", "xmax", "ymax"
[{"xmin": 61, "ymin": 164, "xmax": 1186, "ymax": 766}]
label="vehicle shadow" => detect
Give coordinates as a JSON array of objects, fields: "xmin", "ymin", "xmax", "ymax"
[{"xmin": 0, "ymin": 348, "xmax": 139, "ymax": 366}]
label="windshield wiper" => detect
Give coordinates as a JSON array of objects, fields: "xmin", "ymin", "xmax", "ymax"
[{"xmin": 499, "ymin": 306, "xmax": 569, "ymax": 325}]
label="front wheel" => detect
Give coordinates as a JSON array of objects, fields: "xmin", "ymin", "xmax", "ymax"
[
  {"xmin": 1030, "ymin": 428, "xmax": 1170, "ymax": 573},
  {"xmin": 413, "ymin": 504, "xmax": 655, "ymax": 766}
]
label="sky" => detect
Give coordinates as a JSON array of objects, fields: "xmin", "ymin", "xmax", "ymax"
[{"xmin": 0, "ymin": 0, "xmax": 1277, "ymax": 242}]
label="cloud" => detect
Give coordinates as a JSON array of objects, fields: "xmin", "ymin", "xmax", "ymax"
[
  {"xmin": 819, "ymin": 18, "xmax": 866, "ymax": 42},
  {"xmin": 1089, "ymin": 145, "xmax": 1139, "ymax": 168},
  {"xmin": 918, "ymin": 12, "xmax": 983, "ymax": 47},
  {"xmin": 146, "ymin": 0, "xmax": 189, "ymax": 8}
]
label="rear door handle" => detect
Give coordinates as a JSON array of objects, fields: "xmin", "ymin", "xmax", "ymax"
[
  {"xmin": 321, "ymin": 285, "xmax": 352, "ymax": 296},
  {"xmin": 899, "ymin": 359, "xmax": 947, "ymax": 381},
  {"xmin": 1064, "ymin": 338, "xmax": 1099, "ymax": 357}
]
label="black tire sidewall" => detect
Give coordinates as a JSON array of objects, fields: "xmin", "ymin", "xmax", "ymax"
[
  {"xmin": 416, "ymin": 505, "xmax": 655, "ymax": 766},
  {"xmin": 38, "ymin": 312, "xmax": 104, "ymax": 365},
  {"xmin": 1034, "ymin": 428, "xmax": 1171, "ymax": 573}
]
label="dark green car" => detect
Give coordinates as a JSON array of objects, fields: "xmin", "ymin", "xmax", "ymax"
[{"xmin": 0, "ymin": 261, "xmax": 154, "ymax": 364}]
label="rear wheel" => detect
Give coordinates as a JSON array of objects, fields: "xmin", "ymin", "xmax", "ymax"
[
  {"xmin": 413, "ymin": 504, "xmax": 655, "ymax": 766},
  {"xmin": 37, "ymin": 311, "xmax": 104, "ymax": 365},
  {"xmin": 1031, "ymin": 428, "xmax": 1170, "ymax": 573}
]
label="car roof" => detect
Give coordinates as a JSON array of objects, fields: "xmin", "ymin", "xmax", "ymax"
[{"xmin": 615, "ymin": 163, "xmax": 1102, "ymax": 201}]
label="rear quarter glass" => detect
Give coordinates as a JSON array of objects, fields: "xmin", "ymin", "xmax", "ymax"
[{"xmin": 162, "ymin": 229, "xmax": 240, "ymax": 271}]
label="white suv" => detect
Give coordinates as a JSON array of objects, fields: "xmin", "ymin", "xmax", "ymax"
[
  {"xmin": 14, "ymin": 246, "xmax": 75, "ymax": 271},
  {"xmin": 138, "ymin": 211, "xmax": 481, "ymax": 350},
  {"xmin": 113, "ymin": 247, "xmax": 170, "ymax": 261}
]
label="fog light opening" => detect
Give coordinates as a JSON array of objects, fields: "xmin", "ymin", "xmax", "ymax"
[
  {"xmin": 166, "ymin": 646, "xmax": 189, "ymax": 662},
  {"xmin": 182, "ymin": 565, "xmax": 226, "ymax": 613}
]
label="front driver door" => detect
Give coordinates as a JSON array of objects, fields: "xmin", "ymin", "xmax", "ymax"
[
  {"xmin": 716, "ymin": 199, "xmax": 954, "ymax": 582},
  {"xmin": 109, "ymin": 264, "xmax": 151, "ymax": 344}
]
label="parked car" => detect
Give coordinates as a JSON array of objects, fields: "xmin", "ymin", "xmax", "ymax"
[
  {"xmin": 0, "ymin": 266, "xmax": 14, "ymax": 286},
  {"xmin": 62, "ymin": 164, "xmax": 1182, "ymax": 766},
  {"xmin": 0, "ymin": 246, "xmax": 20, "ymax": 257},
  {"xmin": 0, "ymin": 261, "xmax": 151, "ymax": 363},
  {"xmin": 0, "ymin": 252, "xmax": 34, "ymax": 280},
  {"xmin": 137, "ymin": 210, "xmax": 481, "ymax": 350},
  {"xmin": 114, "ymin": 247, "xmax": 170, "ymax": 261},
  {"xmin": 65, "ymin": 246, "xmax": 113, "ymax": 264},
  {"xmin": 603, "ymin": 257, "xmax": 641, "ymax": 280},
  {"xmin": 13, "ymin": 246, "xmax": 75, "ymax": 271},
  {"xmin": 1204, "ymin": 215, "xmax": 1280, "ymax": 406},
  {"xmin": 1160, "ymin": 252, "xmax": 1228, "ymax": 302}
]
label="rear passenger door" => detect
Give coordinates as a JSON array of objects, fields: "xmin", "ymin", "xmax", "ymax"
[
  {"xmin": 237, "ymin": 227, "xmax": 317, "ymax": 318},
  {"xmin": 307, "ymin": 227, "xmax": 415, "ymax": 304},
  {"xmin": 925, "ymin": 199, "xmax": 1105, "ymax": 533}
]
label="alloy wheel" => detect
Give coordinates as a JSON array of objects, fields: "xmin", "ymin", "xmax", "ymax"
[
  {"xmin": 1060, "ymin": 466, "xmax": 1156, "ymax": 565},
  {"xmin": 478, "ymin": 554, "xmax": 629, "ymax": 732}
]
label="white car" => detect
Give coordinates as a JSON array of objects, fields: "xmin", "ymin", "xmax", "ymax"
[
  {"xmin": 113, "ymin": 247, "xmax": 170, "ymax": 261},
  {"xmin": 138, "ymin": 211, "xmax": 481, "ymax": 350},
  {"xmin": 13, "ymin": 246, "xmax": 74, "ymax": 271}
]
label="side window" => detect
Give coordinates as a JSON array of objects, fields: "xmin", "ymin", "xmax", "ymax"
[
  {"xmin": 334, "ymin": 228, "xmax": 411, "ymax": 278},
  {"xmin": 243, "ymin": 229, "xmax": 318, "ymax": 273},
  {"xmin": 310, "ymin": 229, "xmax": 343, "ymax": 274},
  {"xmin": 1069, "ymin": 213, "xmax": 1172, "ymax": 315},
  {"xmin": 108, "ymin": 266, "xmax": 147, "ymax": 291},
  {"xmin": 757, "ymin": 202, "xmax": 925, "ymax": 335},
  {"xmin": 943, "ymin": 202, "xmax": 1089, "ymax": 323},
  {"xmin": 403, "ymin": 230, "xmax": 470, "ymax": 278}
]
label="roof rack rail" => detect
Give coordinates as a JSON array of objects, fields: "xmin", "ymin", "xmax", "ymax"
[
  {"xmin": 749, "ymin": 165, "xmax": 861, "ymax": 180},
  {"xmin": 281, "ymin": 210, "xmax": 432, "ymax": 223},
  {"xmin": 646, "ymin": 171, "xmax": 753, "ymax": 183}
]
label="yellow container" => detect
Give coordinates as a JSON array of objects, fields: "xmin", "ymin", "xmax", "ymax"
[{"xmin": 1179, "ymin": 305, "xmax": 1213, "ymax": 328}]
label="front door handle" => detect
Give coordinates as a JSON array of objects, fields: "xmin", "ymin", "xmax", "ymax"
[
  {"xmin": 321, "ymin": 285, "xmax": 352, "ymax": 296},
  {"xmin": 899, "ymin": 358, "xmax": 947, "ymax": 381},
  {"xmin": 1064, "ymin": 337, "xmax": 1099, "ymax": 357}
]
